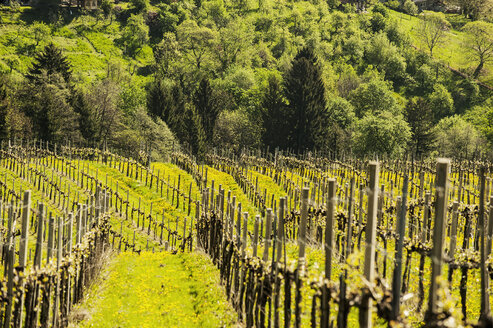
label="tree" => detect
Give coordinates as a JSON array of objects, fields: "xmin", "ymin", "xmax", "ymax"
[
  {"xmin": 182, "ymin": 104, "xmax": 206, "ymax": 159},
  {"xmin": 87, "ymin": 78, "xmax": 121, "ymax": 144},
  {"xmin": 120, "ymin": 14, "xmax": 149, "ymax": 57},
  {"xmin": 131, "ymin": 0, "xmax": 148, "ymax": 12},
  {"xmin": 261, "ymin": 75, "xmax": 288, "ymax": 150},
  {"xmin": 147, "ymin": 78, "xmax": 172, "ymax": 119},
  {"xmin": 403, "ymin": 0, "xmax": 418, "ymax": 15},
  {"xmin": 113, "ymin": 106, "xmax": 176, "ymax": 161},
  {"xmin": 193, "ymin": 78, "xmax": 218, "ymax": 144},
  {"xmin": 365, "ymin": 33, "xmax": 407, "ymax": 85},
  {"xmin": 20, "ymin": 76, "xmax": 81, "ymax": 143},
  {"xmin": 405, "ymin": 97, "xmax": 434, "ymax": 156},
  {"xmin": 214, "ymin": 110, "xmax": 260, "ymax": 153},
  {"xmin": 417, "ymin": 11, "xmax": 450, "ymax": 57},
  {"xmin": 153, "ymin": 33, "xmax": 180, "ymax": 74},
  {"xmin": 0, "ymin": 76, "xmax": 9, "ymax": 140},
  {"xmin": 70, "ymin": 88, "xmax": 97, "ymax": 144},
  {"xmin": 452, "ymin": 78, "xmax": 479, "ymax": 113},
  {"xmin": 433, "ymin": 115, "xmax": 485, "ymax": 159},
  {"xmin": 32, "ymin": 21, "xmax": 50, "ymax": 46},
  {"xmin": 447, "ymin": 0, "xmax": 493, "ymax": 20},
  {"xmin": 101, "ymin": 0, "xmax": 114, "ymax": 20},
  {"xmin": 464, "ymin": 98, "xmax": 493, "ymax": 146},
  {"xmin": 353, "ymin": 111, "xmax": 411, "ymax": 157},
  {"xmin": 349, "ymin": 79, "xmax": 401, "ymax": 117},
  {"xmin": 27, "ymin": 43, "xmax": 72, "ymax": 84},
  {"xmin": 462, "ymin": 21, "xmax": 493, "ymax": 79},
  {"xmin": 176, "ymin": 20, "xmax": 216, "ymax": 70},
  {"xmin": 413, "ymin": 64, "xmax": 435, "ymax": 94},
  {"xmin": 283, "ymin": 47, "xmax": 328, "ymax": 152},
  {"xmin": 215, "ymin": 20, "xmax": 252, "ymax": 73},
  {"xmin": 428, "ymin": 84, "xmax": 454, "ymax": 122},
  {"xmin": 327, "ymin": 97, "xmax": 355, "ymax": 155}
]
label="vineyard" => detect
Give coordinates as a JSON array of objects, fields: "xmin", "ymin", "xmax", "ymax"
[{"xmin": 0, "ymin": 141, "xmax": 492, "ymax": 327}]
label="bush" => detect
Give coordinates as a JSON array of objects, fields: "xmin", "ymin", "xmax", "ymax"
[
  {"xmin": 353, "ymin": 111, "xmax": 411, "ymax": 157},
  {"xmin": 213, "ymin": 110, "xmax": 260, "ymax": 153},
  {"xmin": 350, "ymin": 79, "xmax": 401, "ymax": 117},
  {"xmin": 370, "ymin": 12, "xmax": 387, "ymax": 33},
  {"xmin": 131, "ymin": 0, "xmax": 149, "ymax": 12},
  {"xmin": 403, "ymin": 0, "xmax": 418, "ymax": 16},
  {"xmin": 428, "ymin": 83, "xmax": 454, "ymax": 123},
  {"xmin": 372, "ymin": 3, "xmax": 388, "ymax": 18},
  {"xmin": 385, "ymin": 0, "xmax": 400, "ymax": 10},
  {"xmin": 432, "ymin": 115, "xmax": 485, "ymax": 160}
]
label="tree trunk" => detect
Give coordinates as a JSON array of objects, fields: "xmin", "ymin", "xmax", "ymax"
[{"xmin": 473, "ymin": 60, "xmax": 484, "ymax": 79}]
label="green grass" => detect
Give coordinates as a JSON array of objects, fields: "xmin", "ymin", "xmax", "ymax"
[
  {"xmin": 0, "ymin": 7, "xmax": 153, "ymax": 85},
  {"xmin": 72, "ymin": 251, "xmax": 239, "ymax": 328},
  {"xmin": 388, "ymin": 10, "xmax": 493, "ymax": 86}
]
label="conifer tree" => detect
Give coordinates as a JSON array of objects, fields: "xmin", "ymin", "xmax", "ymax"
[
  {"xmin": 147, "ymin": 79, "xmax": 170, "ymax": 119},
  {"xmin": 283, "ymin": 47, "xmax": 328, "ymax": 152},
  {"xmin": 405, "ymin": 97, "xmax": 434, "ymax": 156},
  {"xmin": 261, "ymin": 75, "xmax": 288, "ymax": 150},
  {"xmin": 0, "ymin": 77, "xmax": 8, "ymax": 140},
  {"xmin": 193, "ymin": 78, "xmax": 218, "ymax": 144},
  {"xmin": 27, "ymin": 43, "xmax": 72, "ymax": 84},
  {"xmin": 183, "ymin": 104, "xmax": 206, "ymax": 159},
  {"xmin": 70, "ymin": 89, "xmax": 98, "ymax": 144}
]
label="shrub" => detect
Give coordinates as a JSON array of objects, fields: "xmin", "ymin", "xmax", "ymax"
[
  {"xmin": 403, "ymin": 0, "xmax": 418, "ymax": 16},
  {"xmin": 385, "ymin": 0, "xmax": 400, "ymax": 10}
]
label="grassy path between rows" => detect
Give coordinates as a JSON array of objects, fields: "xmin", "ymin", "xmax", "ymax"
[{"xmin": 70, "ymin": 251, "xmax": 239, "ymax": 328}]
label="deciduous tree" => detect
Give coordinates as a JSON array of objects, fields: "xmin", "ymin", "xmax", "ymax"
[
  {"xmin": 417, "ymin": 11, "xmax": 450, "ymax": 57},
  {"xmin": 462, "ymin": 21, "xmax": 493, "ymax": 79}
]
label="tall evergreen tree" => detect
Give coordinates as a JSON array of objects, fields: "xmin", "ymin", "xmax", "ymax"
[
  {"xmin": 405, "ymin": 97, "xmax": 434, "ymax": 156},
  {"xmin": 182, "ymin": 104, "xmax": 206, "ymax": 159},
  {"xmin": 167, "ymin": 84, "xmax": 186, "ymax": 132},
  {"xmin": 193, "ymin": 78, "xmax": 218, "ymax": 143},
  {"xmin": 27, "ymin": 43, "xmax": 72, "ymax": 84},
  {"xmin": 147, "ymin": 79, "xmax": 170, "ymax": 119},
  {"xmin": 0, "ymin": 77, "xmax": 8, "ymax": 140},
  {"xmin": 70, "ymin": 88, "xmax": 98, "ymax": 144},
  {"xmin": 261, "ymin": 75, "xmax": 288, "ymax": 150},
  {"xmin": 20, "ymin": 80, "xmax": 81, "ymax": 143},
  {"xmin": 283, "ymin": 47, "xmax": 328, "ymax": 152}
]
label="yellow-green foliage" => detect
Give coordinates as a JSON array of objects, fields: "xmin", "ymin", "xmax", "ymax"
[
  {"xmin": 0, "ymin": 8, "xmax": 153, "ymax": 85},
  {"xmin": 73, "ymin": 251, "xmax": 238, "ymax": 328}
]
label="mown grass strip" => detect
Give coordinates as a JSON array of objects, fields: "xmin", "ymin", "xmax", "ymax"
[{"xmin": 72, "ymin": 251, "xmax": 239, "ymax": 328}]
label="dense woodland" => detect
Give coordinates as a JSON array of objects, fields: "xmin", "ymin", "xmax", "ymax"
[{"xmin": 0, "ymin": 0, "xmax": 492, "ymax": 161}]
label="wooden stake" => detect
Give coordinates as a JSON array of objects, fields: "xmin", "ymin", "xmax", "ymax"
[
  {"xmin": 426, "ymin": 159, "xmax": 450, "ymax": 318},
  {"xmin": 360, "ymin": 161, "xmax": 379, "ymax": 328},
  {"xmin": 298, "ymin": 188, "xmax": 309, "ymax": 264},
  {"xmin": 19, "ymin": 190, "xmax": 31, "ymax": 268},
  {"xmin": 325, "ymin": 179, "xmax": 336, "ymax": 281},
  {"xmin": 263, "ymin": 208, "xmax": 272, "ymax": 262}
]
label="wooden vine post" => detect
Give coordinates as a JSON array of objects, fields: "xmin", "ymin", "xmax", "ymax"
[
  {"xmin": 478, "ymin": 166, "xmax": 491, "ymax": 322},
  {"xmin": 16, "ymin": 190, "xmax": 31, "ymax": 327},
  {"xmin": 322, "ymin": 179, "xmax": 336, "ymax": 328},
  {"xmin": 426, "ymin": 158, "xmax": 450, "ymax": 320},
  {"xmin": 488, "ymin": 196, "xmax": 493, "ymax": 258},
  {"xmin": 391, "ymin": 175, "xmax": 408, "ymax": 320},
  {"xmin": 359, "ymin": 161, "xmax": 379, "ymax": 328},
  {"xmin": 298, "ymin": 188, "xmax": 310, "ymax": 264},
  {"xmin": 262, "ymin": 208, "xmax": 272, "ymax": 262}
]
